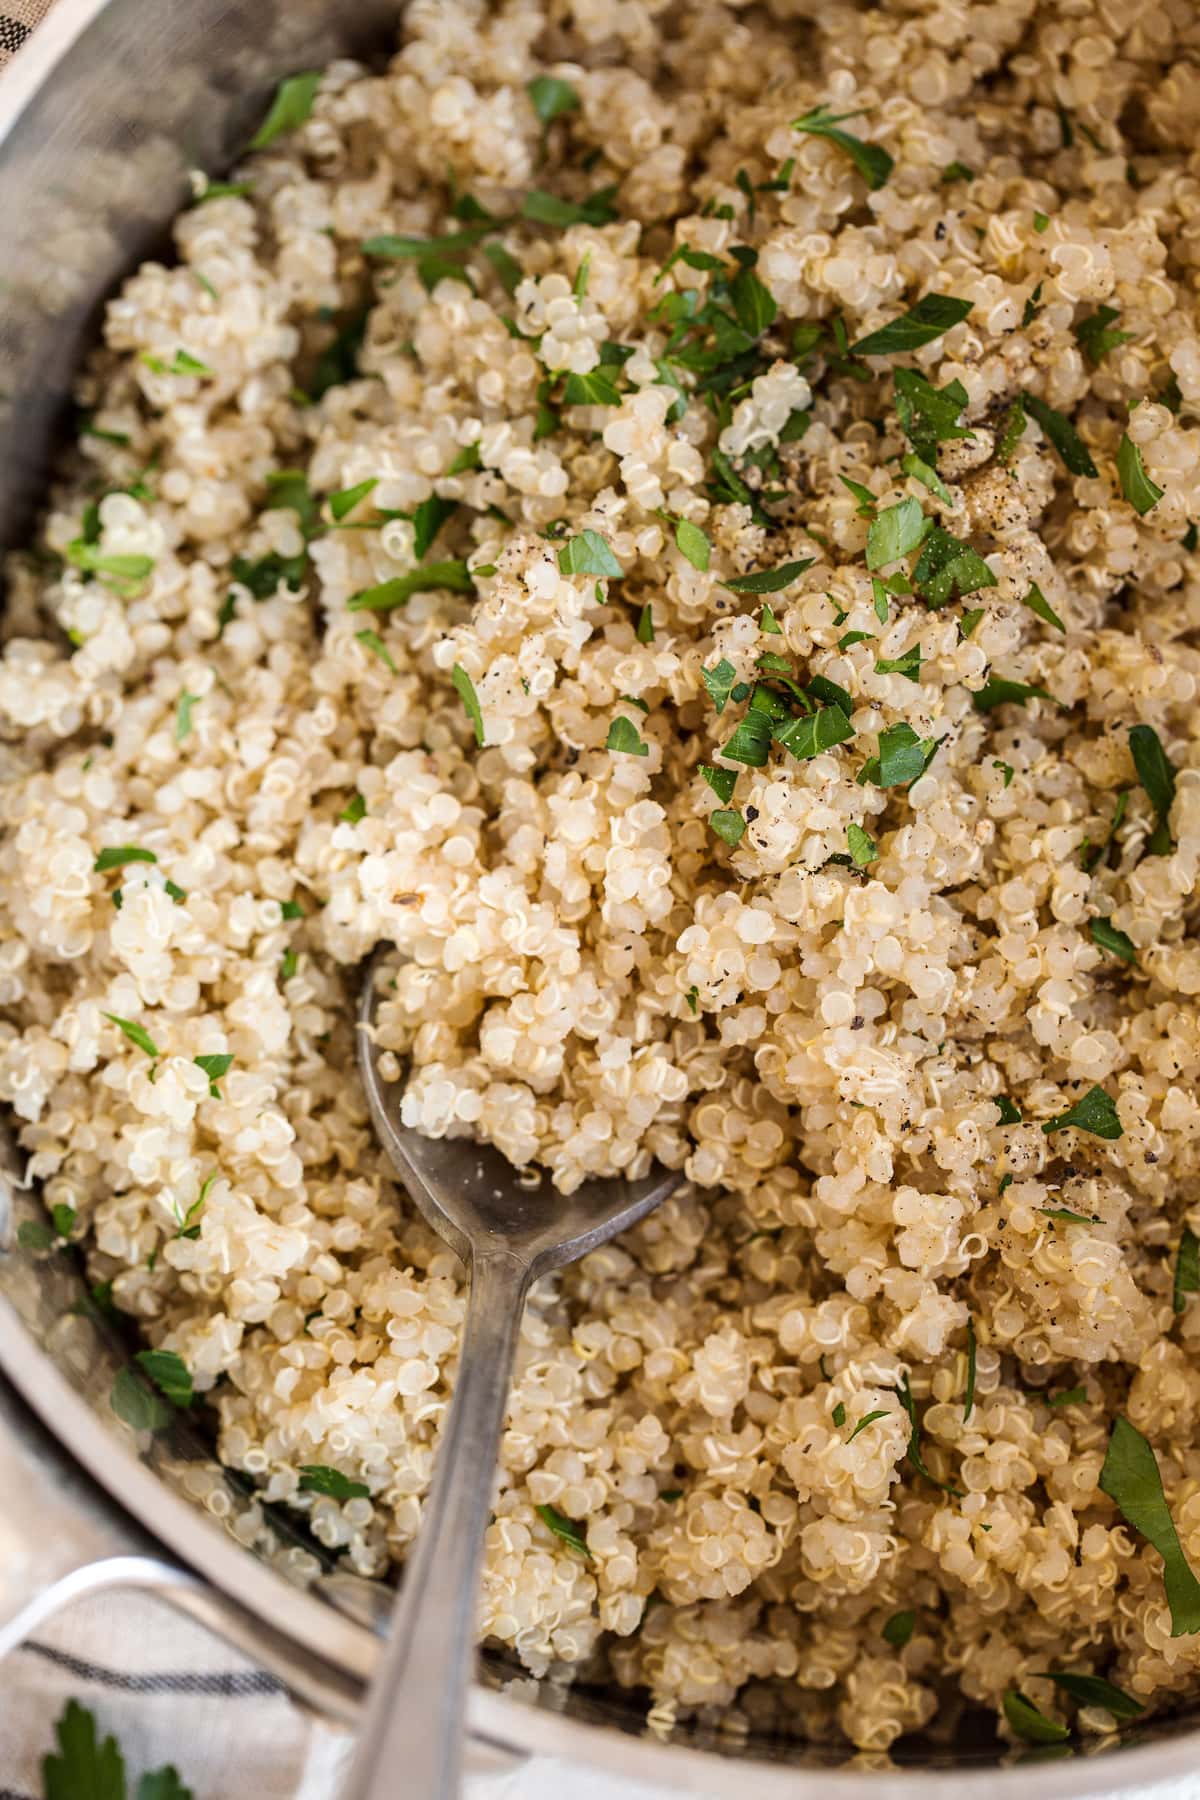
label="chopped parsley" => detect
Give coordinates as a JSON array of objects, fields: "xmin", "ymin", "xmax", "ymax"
[
  {"xmin": 1023, "ymin": 392, "xmax": 1099, "ymax": 477},
  {"xmin": 913, "ymin": 527, "xmax": 997, "ymax": 606},
  {"xmin": 1075, "ymin": 305, "xmax": 1132, "ymax": 367},
  {"xmin": 895, "ymin": 1371, "xmax": 962, "ymax": 1494},
  {"xmin": 1039, "ymin": 1207, "xmax": 1097, "ymax": 1225},
  {"xmin": 724, "ymin": 559, "xmax": 814, "ymax": 593},
  {"xmin": 347, "ymin": 560, "xmax": 473, "ymax": 612},
  {"xmin": 536, "ymin": 1502, "xmax": 593, "ymax": 1559},
  {"xmin": 710, "ymin": 808, "xmax": 746, "ymax": 846},
  {"xmin": 563, "ymin": 368, "xmax": 623, "ymax": 406},
  {"xmin": 760, "ymin": 603, "xmax": 782, "ymax": 634},
  {"xmin": 328, "ymin": 477, "xmax": 378, "ymax": 522},
  {"xmin": 1036, "ymin": 1672, "xmax": 1143, "ymax": 1719},
  {"xmin": 995, "ymin": 1096, "xmax": 1022, "ymax": 1124},
  {"xmin": 960, "ymin": 607, "xmax": 984, "ymax": 638},
  {"xmin": 894, "ymin": 370, "xmax": 973, "ymax": 463},
  {"xmin": 1100, "ymin": 1414, "xmax": 1200, "ymax": 1636},
  {"xmin": 1042, "ymin": 1084, "xmax": 1123, "ymax": 1139},
  {"xmin": 1173, "ymin": 1227, "xmax": 1199, "ymax": 1316},
  {"xmin": 356, "ymin": 629, "xmax": 398, "ymax": 673},
  {"xmin": 1090, "ymin": 917, "xmax": 1135, "ymax": 964},
  {"xmin": 66, "ymin": 545, "xmax": 155, "ymax": 594},
  {"xmin": 110, "ymin": 1366, "xmax": 170, "ymax": 1431},
  {"xmin": 1129, "ymin": 722, "xmax": 1175, "ymax": 854},
  {"xmin": 963, "ymin": 1317, "xmax": 977, "ymax": 1422},
  {"xmin": 558, "ymin": 530, "xmax": 623, "ymax": 578},
  {"xmin": 832, "ymin": 1401, "xmax": 847, "ymax": 1427},
  {"xmin": 997, "ymin": 397, "xmax": 1027, "ymax": 464},
  {"xmin": 674, "ymin": 517, "xmax": 711, "ymax": 570},
  {"xmin": 700, "ymin": 764, "xmax": 738, "ymax": 804},
  {"xmin": 229, "ymin": 549, "xmax": 307, "ymax": 599},
  {"xmin": 103, "ymin": 1014, "xmax": 159, "ymax": 1058},
  {"xmin": 859, "ymin": 722, "xmax": 938, "ymax": 788},
  {"xmin": 1048, "ymin": 1386, "xmax": 1086, "ymax": 1408},
  {"xmin": 847, "ymin": 1408, "xmax": 890, "ymax": 1442},
  {"xmin": 445, "ymin": 441, "xmax": 482, "ymax": 476},
  {"xmin": 874, "ymin": 645, "xmax": 922, "ymax": 681},
  {"xmin": 1020, "ymin": 582, "xmax": 1065, "ymax": 632},
  {"xmin": 298, "ymin": 1464, "xmax": 370, "ymax": 1500},
  {"xmin": 865, "ymin": 498, "xmax": 927, "ymax": 569},
  {"xmin": 900, "ymin": 452, "xmax": 953, "ymax": 504},
  {"xmin": 452, "ymin": 665, "xmax": 486, "ymax": 746},
  {"xmin": 882, "ymin": 1609, "xmax": 916, "ymax": 1647},
  {"xmin": 140, "ymin": 348, "xmax": 213, "ymax": 378},
  {"xmin": 521, "ymin": 186, "xmax": 619, "ymax": 229},
  {"xmin": 411, "ymin": 495, "xmax": 458, "ymax": 558},
  {"xmin": 606, "ymin": 714, "xmax": 649, "ymax": 756},
  {"xmin": 850, "ymin": 294, "xmax": 973, "ymax": 358},
  {"xmin": 792, "ymin": 105, "xmax": 894, "ymax": 191},
  {"xmin": 1117, "ymin": 433, "xmax": 1164, "ymax": 515},
  {"xmin": 94, "ymin": 846, "xmax": 157, "ymax": 873},
  {"xmin": 722, "ymin": 706, "xmax": 775, "ymax": 767},
  {"xmin": 847, "ymin": 822, "xmax": 877, "ymax": 867},
  {"xmin": 136, "ymin": 1347, "xmax": 193, "ymax": 1408},
  {"xmin": 339, "ymin": 794, "xmax": 367, "ymax": 825},
  {"xmin": 249, "ymin": 70, "xmax": 320, "ymax": 148},
  {"xmin": 701, "ymin": 658, "xmax": 739, "ymax": 714},
  {"xmin": 43, "ymin": 1698, "xmax": 195, "ymax": 1800},
  {"xmin": 942, "ymin": 161, "xmax": 974, "ymax": 182},
  {"xmin": 636, "ymin": 604, "xmax": 655, "ymax": 643},
  {"xmin": 194, "ymin": 1052, "xmax": 233, "ymax": 1097},
  {"xmin": 1033, "ymin": 210, "xmax": 1050, "ymax": 233},
  {"xmin": 527, "ymin": 74, "xmax": 580, "ymax": 124},
  {"xmin": 774, "ymin": 705, "xmax": 855, "ymax": 761},
  {"xmin": 1003, "ymin": 1690, "xmax": 1068, "ymax": 1745},
  {"xmin": 174, "ymin": 692, "xmax": 200, "ymax": 742},
  {"xmin": 972, "ymin": 675, "xmax": 1055, "ymax": 712}
]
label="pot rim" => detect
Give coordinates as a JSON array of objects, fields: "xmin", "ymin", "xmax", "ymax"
[{"xmin": 0, "ymin": 5, "xmax": 1198, "ymax": 1792}]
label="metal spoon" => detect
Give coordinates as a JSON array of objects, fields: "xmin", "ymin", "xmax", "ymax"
[{"xmin": 341, "ymin": 951, "xmax": 681, "ymax": 1800}]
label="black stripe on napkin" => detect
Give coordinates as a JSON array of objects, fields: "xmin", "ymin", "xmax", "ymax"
[
  {"xmin": 20, "ymin": 1640, "xmax": 285, "ymax": 1697},
  {"xmin": 0, "ymin": 17, "xmax": 29, "ymax": 54}
]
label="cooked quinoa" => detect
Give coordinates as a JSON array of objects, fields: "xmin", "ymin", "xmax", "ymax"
[{"xmin": 4, "ymin": 0, "xmax": 1200, "ymax": 1756}]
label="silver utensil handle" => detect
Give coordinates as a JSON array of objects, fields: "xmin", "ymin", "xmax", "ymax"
[{"xmin": 340, "ymin": 1249, "xmax": 529, "ymax": 1800}]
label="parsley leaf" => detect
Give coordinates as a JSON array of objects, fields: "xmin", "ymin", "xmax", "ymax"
[
  {"xmin": 1090, "ymin": 917, "xmax": 1135, "ymax": 964},
  {"xmin": 563, "ymin": 368, "xmax": 623, "ymax": 406},
  {"xmin": 973, "ymin": 675, "xmax": 1055, "ymax": 711},
  {"xmin": 136, "ymin": 1347, "xmax": 193, "ymax": 1407},
  {"xmin": 710, "ymin": 808, "xmax": 746, "ymax": 846},
  {"xmin": 913, "ymin": 527, "xmax": 997, "ymax": 606},
  {"xmin": 722, "ymin": 707, "xmax": 775, "ymax": 767},
  {"xmin": 894, "ymin": 370, "xmax": 973, "ymax": 463},
  {"xmin": 606, "ymin": 715, "xmax": 649, "ymax": 756},
  {"xmin": 997, "ymin": 397, "xmax": 1027, "ymax": 464},
  {"xmin": 674, "ymin": 518, "xmax": 711, "ymax": 570},
  {"xmin": 636, "ymin": 604, "xmax": 655, "ymax": 643},
  {"xmin": 42, "ymin": 1699, "xmax": 128, "ymax": 1800},
  {"xmin": 866, "ymin": 498, "xmax": 927, "ymax": 569},
  {"xmin": 1021, "ymin": 581, "xmax": 1065, "ymax": 631},
  {"xmin": 103, "ymin": 1013, "xmax": 159, "ymax": 1059},
  {"xmin": 723, "ymin": 559, "xmax": 814, "ymax": 593},
  {"xmin": 527, "ymin": 75, "xmax": 580, "ymax": 124},
  {"xmin": 700, "ymin": 765, "xmax": 737, "ymax": 803},
  {"xmin": 1100, "ymin": 1415, "xmax": 1200, "ymax": 1636},
  {"xmin": 874, "ymin": 645, "xmax": 922, "ymax": 680},
  {"xmin": 730, "ymin": 268, "xmax": 777, "ymax": 336},
  {"xmin": 850, "ymin": 294, "xmax": 973, "ymax": 357},
  {"xmin": 1173, "ymin": 1227, "xmax": 1200, "ymax": 1316},
  {"xmin": 411, "ymin": 495, "xmax": 458, "ymax": 559},
  {"xmin": 1075, "ymin": 305, "xmax": 1132, "ymax": 367},
  {"xmin": 452, "ymin": 665, "xmax": 486, "ymax": 746},
  {"xmin": 882, "ymin": 1610, "xmax": 916, "ymax": 1647},
  {"xmin": 94, "ymin": 846, "xmax": 157, "ymax": 873},
  {"xmin": 847, "ymin": 822, "xmax": 878, "ymax": 866},
  {"xmin": 1042, "ymin": 1085, "xmax": 1123, "ymax": 1139},
  {"xmin": 701, "ymin": 658, "xmax": 739, "ymax": 714},
  {"xmin": 1003, "ymin": 1691, "xmax": 1069, "ymax": 1745},
  {"xmin": 249, "ymin": 70, "xmax": 320, "ymax": 148},
  {"xmin": 1129, "ymin": 723, "xmax": 1175, "ymax": 854},
  {"xmin": 299, "ymin": 1464, "xmax": 370, "ymax": 1500},
  {"xmin": 773, "ymin": 706, "xmax": 855, "ymax": 761},
  {"xmin": 558, "ymin": 530, "xmax": 623, "ymax": 578},
  {"xmin": 339, "ymin": 794, "xmax": 366, "ymax": 825},
  {"xmin": 174, "ymin": 692, "xmax": 200, "ymax": 742},
  {"xmin": 792, "ymin": 105, "xmax": 894, "ymax": 191},
  {"xmin": 860, "ymin": 721, "xmax": 938, "ymax": 788},
  {"xmin": 1022, "ymin": 392, "xmax": 1099, "ymax": 477},
  {"xmin": 521, "ymin": 186, "xmax": 619, "ymax": 229},
  {"xmin": 1117, "ymin": 433, "xmax": 1164, "ymax": 515},
  {"xmin": 140, "ymin": 349, "xmax": 213, "ymax": 378},
  {"xmin": 1035, "ymin": 1672, "xmax": 1143, "ymax": 1720},
  {"xmin": 536, "ymin": 1502, "xmax": 593, "ymax": 1558},
  {"xmin": 356, "ymin": 628, "xmax": 397, "ymax": 673},
  {"xmin": 66, "ymin": 545, "xmax": 155, "ymax": 593},
  {"xmin": 900, "ymin": 452, "xmax": 953, "ymax": 504},
  {"xmin": 110, "ymin": 1366, "xmax": 170, "ymax": 1432},
  {"xmin": 194, "ymin": 1051, "xmax": 233, "ymax": 1097},
  {"xmin": 347, "ymin": 560, "xmax": 473, "ymax": 612}
]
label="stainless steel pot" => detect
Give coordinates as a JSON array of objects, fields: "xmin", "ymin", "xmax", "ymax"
[{"xmin": 0, "ymin": 5, "xmax": 1196, "ymax": 1793}]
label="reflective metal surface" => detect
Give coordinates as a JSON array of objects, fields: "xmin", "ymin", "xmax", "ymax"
[{"xmin": 0, "ymin": 3, "xmax": 1197, "ymax": 1793}]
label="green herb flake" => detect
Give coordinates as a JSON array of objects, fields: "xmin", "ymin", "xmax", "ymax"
[
  {"xmin": 847, "ymin": 1409, "xmax": 890, "ymax": 1442},
  {"xmin": 724, "ymin": 558, "xmax": 814, "ymax": 594},
  {"xmin": 1090, "ymin": 917, "xmax": 1136, "ymax": 964},
  {"xmin": 913, "ymin": 526, "xmax": 997, "ymax": 607},
  {"xmin": 606, "ymin": 715, "xmax": 649, "ymax": 757},
  {"xmin": 710, "ymin": 808, "xmax": 747, "ymax": 846},
  {"xmin": 356, "ymin": 628, "xmax": 398, "ymax": 674},
  {"xmin": 861, "ymin": 721, "xmax": 938, "ymax": 789},
  {"xmin": 194, "ymin": 1051, "xmax": 234, "ymax": 1097},
  {"xmin": 280, "ymin": 948, "xmax": 298, "ymax": 981},
  {"xmin": 527, "ymin": 74, "xmax": 580, "ymax": 125},
  {"xmin": 792, "ymin": 105, "xmax": 894, "ymax": 191},
  {"xmin": 1117, "ymin": 433, "xmax": 1164, "ymax": 516},
  {"xmin": 840, "ymin": 475, "xmax": 877, "ymax": 518},
  {"xmin": 66, "ymin": 545, "xmax": 156, "ymax": 593},
  {"xmin": 1040, "ymin": 1207, "xmax": 1098, "ymax": 1225},
  {"xmin": 832, "ymin": 1401, "xmax": 847, "ymax": 1427},
  {"xmin": 635, "ymin": 603, "xmax": 655, "ymax": 643},
  {"xmin": 339, "ymin": 794, "xmax": 367, "ymax": 825},
  {"xmin": 1023, "ymin": 392, "xmax": 1099, "ymax": 477},
  {"xmin": 1075, "ymin": 305, "xmax": 1132, "ymax": 367},
  {"xmin": 839, "ymin": 630, "xmax": 873, "ymax": 649},
  {"xmin": 866, "ymin": 498, "xmax": 927, "ymax": 570},
  {"xmin": 675, "ymin": 518, "xmax": 711, "ymax": 571},
  {"xmin": 95, "ymin": 845, "xmax": 157, "ymax": 873},
  {"xmin": 700, "ymin": 765, "xmax": 738, "ymax": 804},
  {"xmin": 1022, "ymin": 281, "xmax": 1044, "ymax": 329},
  {"xmin": 1035, "ymin": 1672, "xmax": 1143, "ymax": 1719},
  {"xmin": 17, "ymin": 1219, "xmax": 56, "ymax": 1252},
  {"xmin": 1129, "ymin": 723, "xmax": 1176, "ymax": 855},
  {"xmin": 1173, "ymin": 1226, "xmax": 1200, "ymax": 1316},
  {"xmin": 722, "ymin": 707, "xmax": 775, "ymax": 767},
  {"xmin": 998, "ymin": 397, "xmax": 1027, "ymax": 464},
  {"xmin": 847, "ymin": 822, "xmax": 878, "ymax": 867},
  {"xmin": 701, "ymin": 657, "xmax": 739, "ymax": 715},
  {"xmin": 894, "ymin": 370, "xmax": 973, "ymax": 463},
  {"xmin": 730, "ymin": 267, "xmax": 778, "ymax": 337},
  {"xmin": 972, "ymin": 676, "xmax": 1056, "ymax": 712},
  {"xmin": 995, "ymin": 1095, "xmax": 1023, "ymax": 1125},
  {"xmin": 1042, "ymin": 1084, "xmax": 1123, "ymax": 1140},
  {"xmin": 347, "ymin": 560, "xmax": 474, "ymax": 612},
  {"xmin": 1002, "ymin": 1690, "xmax": 1069, "ymax": 1745},
  {"xmin": 445, "ymin": 442, "xmax": 482, "ymax": 476},
  {"xmin": 558, "ymin": 530, "xmax": 624, "ymax": 579},
  {"xmin": 452, "ymin": 665, "xmax": 486, "ymax": 747},
  {"xmin": 960, "ymin": 607, "xmax": 984, "ymax": 638},
  {"xmin": 1033, "ymin": 210, "xmax": 1050, "ymax": 233},
  {"xmin": 536, "ymin": 1502, "xmax": 593, "ymax": 1559},
  {"xmin": 521, "ymin": 186, "xmax": 619, "ymax": 230},
  {"xmin": 563, "ymin": 368, "xmax": 623, "ymax": 407},
  {"xmin": 135, "ymin": 1347, "xmax": 193, "ymax": 1408},
  {"xmin": 760, "ymin": 603, "xmax": 783, "ymax": 635},
  {"xmin": 774, "ymin": 705, "xmax": 855, "ymax": 762},
  {"xmin": 963, "ymin": 1317, "xmax": 977, "ymax": 1422},
  {"xmin": 329, "ymin": 477, "xmax": 379, "ymax": 522},
  {"xmin": 140, "ymin": 348, "xmax": 213, "ymax": 379},
  {"xmin": 1100, "ymin": 1414, "xmax": 1200, "ymax": 1636},
  {"xmin": 110, "ymin": 1366, "xmax": 171, "ymax": 1432},
  {"xmin": 900, "ymin": 452, "xmax": 953, "ymax": 505},
  {"xmin": 298, "ymin": 1463, "xmax": 370, "ymax": 1500},
  {"xmin": 874, "ymin": 645, "xmax": 922, "ymax": 681},
  {"xmin": 103, "ymin": 1013, "xmax": 160, "ymax": 1059},
  {"xmin": 1048, "ymin": 1386, "xmax": 1087, "ymax": 1407},
  {"xmin": 872, "ymin": 578, "xmax": 890, "ymax": 624},
  {"xmin": 249, "ymin": 70, "xmax": 321, "ymax": 148},
  {"xmin": 850, "ymin": 294, "xmax": 973, "ymax": 358},
  {"xmin": 1019, "ymin": 581, "xmax": 1065, "ymax": 632},
  {"xmin": 882, "ymin": 1609, "xmax": 916, "ymax": 1647},
  {"xmin": 174, "ymin": 692, "xmax": 200, "ymax": 743},
  {"xmin": 942, "ymin": 161, "xmax": 975, "ymax": 182},
  {"xmin": 411, "ymin": 495, "xmax": 458, "ymax": 559},
  {"xmin": 993, "ymin": 759, "xmax": 1015, "ymax": 786}
]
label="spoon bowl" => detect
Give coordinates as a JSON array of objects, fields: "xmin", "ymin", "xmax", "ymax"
[{"xmin": 342, "ymin": 948, "xmax": 682, "ymax": 1800}]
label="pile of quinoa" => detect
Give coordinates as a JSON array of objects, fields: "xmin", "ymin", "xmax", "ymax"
[{"xmin": 4, "ymin": 0, "xmax": 1200, "ymax": 1757}]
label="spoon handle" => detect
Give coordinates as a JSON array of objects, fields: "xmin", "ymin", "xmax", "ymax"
[{"xmin": 340, "ymin": 1249, "xmax": 530, "ymax": 1800}]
